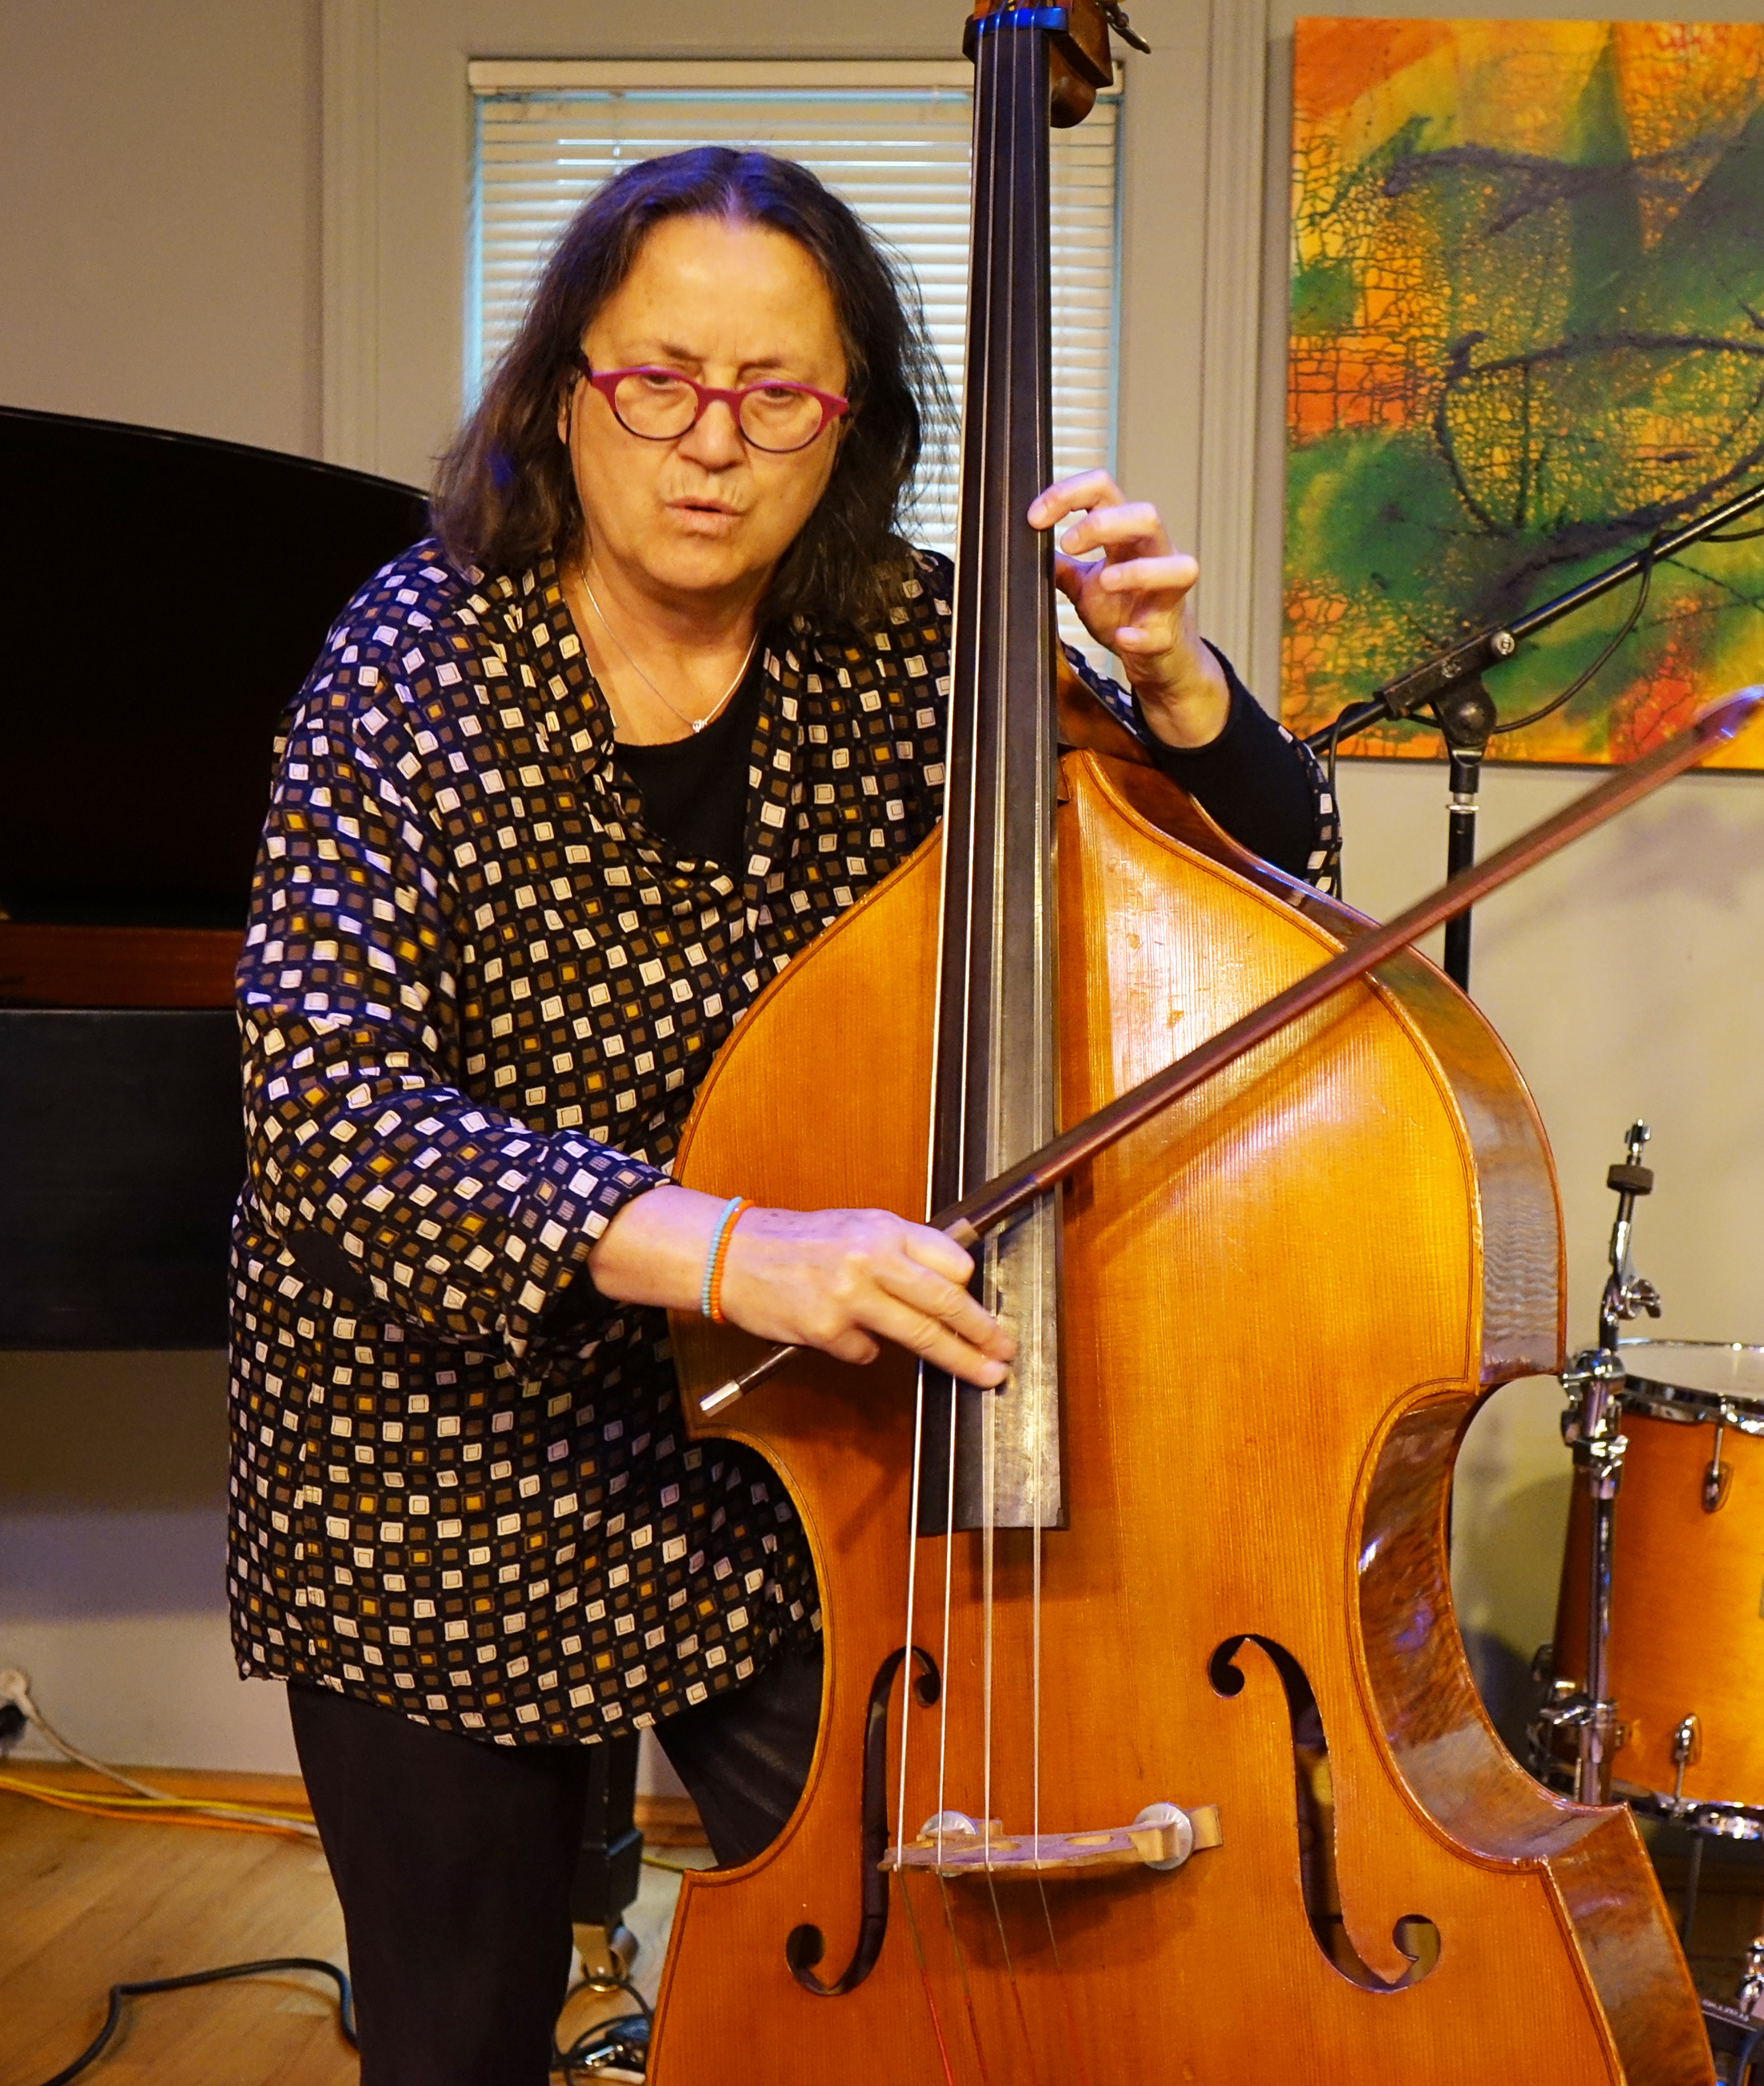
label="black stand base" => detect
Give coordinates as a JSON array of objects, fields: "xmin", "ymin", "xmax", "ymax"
[
  {"xmin": 568, "ymin": 1732, "xmax": 645, "ymax": 1942},
  {"xmin": 1702, "ymin": 1999, "xmax": 1764, "ymax": 2084}
]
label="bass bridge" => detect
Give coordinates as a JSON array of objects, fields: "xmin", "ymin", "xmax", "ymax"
[{"xmin": 883, "ymin": 1801, "xmax": 1223, "ymax": 1880}]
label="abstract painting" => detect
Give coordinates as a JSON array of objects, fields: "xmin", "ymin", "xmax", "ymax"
[{"xmin": 1283, "ymin": 18, "xmax": 1764, "ymax": 768}]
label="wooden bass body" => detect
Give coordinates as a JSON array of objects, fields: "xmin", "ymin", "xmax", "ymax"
[{"xmin": 653, "ymin": 749, "xmax": 1711, "ymax": 2084}]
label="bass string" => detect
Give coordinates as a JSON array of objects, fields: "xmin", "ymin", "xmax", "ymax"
[
  {"xmin": 1014, "ymin": 30, "xmax": 1072, "ymax": 2061},
  {"xmin": 897, "ymin": 1874, "xmax": 961, "ymax": 2086},
  {"xmin": 1035, "ymin": 1873, "xmax": 1098, "ymax": 2086},
  {"xmin": 1021, "ymin": 0, "xmax": 1049, "ymax": 1888},
  {"xmin": 920, "ymin": 0, "xmax": 992, "ymax": 1872},
  {"xmin": 985, "ymin": 1868, "xmax": 1048, "ymax": 2086},
  {"xmin": 935, "ymin": 1367, "xmax": 959, "ymax": 1855},
  {"xmin": 896, "ymin": 1360, "xmax": 929, "ymax": 1875},
  {"xmin": 979, "ymin": 49, "xmax": 1049, "ymax": 2054},
  {"xmin": 936, "ymin": 1871, "xmax": 997, "ymax": 2086},
  {"xmin": 1014, "ymin": 28, "xmax": 1088, "ymax": 2079},
  {"xmin": 1019, "ymin": 23, "xmax": 1078, "ymax": 2044},
  {"xmin": 989, "ymin": 3, "xmax": 1055, "ymax": 1892},
  {"xmin": 912, "ymin": 31, "xmax": 1067, "ymax": 2068},
  {"xmin": 979, "ymin": 0, "xmax": 1026, "ymax": 1892},
  {"xmin": 1029, "ymin": 22, "xmax": 1092, "ymax": 2058},
  {"xmin": 991, "ymin": 0, "xmax": 1030, "ymax": 1889},
  {"xmin": 937, "ymin": 2, "xmax": 1004, "ymax": 1872},
  {"xmin": 981, "ymin": 1294, "xmax": 996, "ymax": 1862}
]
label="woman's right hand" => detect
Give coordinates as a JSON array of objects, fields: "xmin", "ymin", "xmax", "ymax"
[{"xmin": 586, "ymin": 1185, "xmax": 1013, "ymax": 1387}]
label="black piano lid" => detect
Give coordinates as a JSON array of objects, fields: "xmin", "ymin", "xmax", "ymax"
[
  {"xmin": 1, "ymin": 407, "xmax": 430, "ymax": 1347},
  {"xmin": 0, "ymin": 403, "xmax": 430, "ymax": 929}
]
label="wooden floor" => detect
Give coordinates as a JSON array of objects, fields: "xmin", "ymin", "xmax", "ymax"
[
  {"xmin": 7, "ymin": 1762, "xmax": 1761, "ymax": 2084},
  {"xmin": 0, "ymin": 1766, "xmax": 701, "ymax": 2086}
]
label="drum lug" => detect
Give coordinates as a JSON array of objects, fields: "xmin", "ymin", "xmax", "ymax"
[
  {"xmin": 1702, "ymin": 1414, "xmax": 1734, "ymax": 1512},
  {"xmin": 1672, "ymin": 1714, "xmax": 1703, "ymax": 1803}
]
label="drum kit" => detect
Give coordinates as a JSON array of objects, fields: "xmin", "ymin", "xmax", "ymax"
[{"xmin": 1529, "ymin": 1124, "xmax": 1764, "ymax": 2079}]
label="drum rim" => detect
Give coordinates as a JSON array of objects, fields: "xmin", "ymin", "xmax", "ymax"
[
  {"xmin": 1532, "ymin": 1754, "xmax": 1764, "ymax": 1840},
  {"xmin": 1613, "ymin": 1338, "xmax": 1764, "ymax": 1429}
]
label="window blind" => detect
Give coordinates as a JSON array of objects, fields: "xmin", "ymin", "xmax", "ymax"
[{"xmin": 469, "ymin": 64, "xmax": 1122, "ymax": 594}]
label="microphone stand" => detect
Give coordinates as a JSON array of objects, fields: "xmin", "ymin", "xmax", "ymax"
[{"xmin": 1306, "ymin": 479, "xmax": 1764, "ymax": 990}]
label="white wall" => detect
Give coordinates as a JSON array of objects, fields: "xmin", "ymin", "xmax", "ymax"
[
  {"xmin": 0, "ymin": 0, "xmax": 322, "ymax": 453},
  {"xmin": 3, "ymin": 0, "xmax": 1759, "ymax": 1776},
  {"xmin": 318, "ymin": 0, "xmax": 1216, "ymax": 537},
  {"xmin": 0, "ymin": 1352, "xmax": 295, "ymax": 1769},
  {"xmin": 0, "ymin": 0, "xmax": 324, "ymax": 1773}
]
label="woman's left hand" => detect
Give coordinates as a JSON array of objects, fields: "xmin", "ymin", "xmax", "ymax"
[{"xmin": 1029, "ymin": 470, "xmax": 1231, "ymax": 750}]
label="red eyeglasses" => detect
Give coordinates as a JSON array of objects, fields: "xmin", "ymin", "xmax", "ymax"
[{"xmin": 572, "ymin": 352, "xmax": 849, "ymax": 455}]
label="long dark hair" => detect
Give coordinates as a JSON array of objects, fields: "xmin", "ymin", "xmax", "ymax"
[{"xmin": 433, "ymin": 148, "xmax": 947, "ymax": 632}]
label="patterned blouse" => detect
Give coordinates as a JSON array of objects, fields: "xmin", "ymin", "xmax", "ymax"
[{"xmin": 228, "ymin": 543, "xmax": 1339, "ymax": 1748}]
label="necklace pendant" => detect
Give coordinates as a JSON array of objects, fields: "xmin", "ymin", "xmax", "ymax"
[{"xmin": 692, "ymin": 717, "xmax": 706, "ymax": 733}]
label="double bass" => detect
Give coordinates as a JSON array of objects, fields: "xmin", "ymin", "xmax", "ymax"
[{"xmin": 648, "ymin": 5, "xmax": 1714, "ymax": 2076}]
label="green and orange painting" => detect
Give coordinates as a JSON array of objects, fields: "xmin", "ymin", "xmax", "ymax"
[{"xmin": 1283, "ymin": 18, "xmax": 1764, "ymax": 768}]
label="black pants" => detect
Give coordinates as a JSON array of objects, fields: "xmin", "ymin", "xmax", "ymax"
[{"xmin": 287, "ymin": 1645, "xmax": 823, "ymax": 2086}]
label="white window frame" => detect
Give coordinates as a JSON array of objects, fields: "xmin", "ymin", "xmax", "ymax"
[
  {"xmin": 463, "ymin": 56, "xmax": 1124, "ymax": 581},
  {"xmin": 319, "ymin": 0, "xmax": 1271, "ymax": 679}
]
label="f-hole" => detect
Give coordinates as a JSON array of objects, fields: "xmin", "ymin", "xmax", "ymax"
[
  {"xmin": 785, "ymin": 1645, "xmax": 941, "ymax": 1998},
  {"xmin": 1210, "ymin": 1634, "xmax": 1441, "ymax": 1991}
]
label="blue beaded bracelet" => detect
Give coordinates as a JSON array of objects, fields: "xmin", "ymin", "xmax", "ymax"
[{"xmin": 700, "ymin": 1196, "xmax": 749, "ymax": 1319}]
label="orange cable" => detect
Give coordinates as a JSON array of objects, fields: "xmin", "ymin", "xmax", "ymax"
[{"xmin": 0, "ymin": 1776, "xmax": 317, "ymax": 1840}]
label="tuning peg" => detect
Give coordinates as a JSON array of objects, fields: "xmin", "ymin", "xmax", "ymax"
[{"xmin": 1099, "ymin": 1, "xmax": 1152, "ymax": 53}]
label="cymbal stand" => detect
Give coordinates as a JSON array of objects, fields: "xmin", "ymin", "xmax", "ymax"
[{"xmin": 1557, "ymin": 1124, "xmax": 1662, "ymax": 1805}]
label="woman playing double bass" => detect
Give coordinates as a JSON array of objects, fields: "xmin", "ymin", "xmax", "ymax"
[{"xmin": 228, "ymin": 146, "xmax": 1338, "ymax": 2085}]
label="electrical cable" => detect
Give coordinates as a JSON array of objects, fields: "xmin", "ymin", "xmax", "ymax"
[
  {"xmin": 0, "ymin": 1671, "xmax": 167, "ymax": 1800},
  {"xmin": 0, "ymin": 1668, "xmax": 319, "ymax": 1839},
  {"xmin": 6, "ymin": 1671, "xmax": 673, "ymax": 2080},
  {"xmin": 637, "ymin": 1848, "xmax": 714, "ymax": 1876},
  {"xmin": 555, "ymin": 2013, "xmax": 651, "ymax": 2083},
  {"xmin": 32, "ymin": 1958, "xmax": 356, "ymax": 2086},
  {"xmin": 1488, "ymin": 544, "xmax": 1657, "ymax": 739},
  {"xmin": 0, "ymin": 1772, "xmax": 313, "ymax": 1821},
  {"xmin": 0, "ymin": 1774, "xmax": 315, "ymax": 1839},
  {"xmin": 4, "ymin": 1679, "xmax": 351, "ymax": 2084},
  {"xmin": 1318, "ymin": 707, "xmax": 1348, "ymax": 900},
  {"xmin": 554, "ymin": 1969, "xmax": 653, "ymax": 2084},
  {"xmin": 1315, "ymin": 531, "xmax": 1665, "ymax": 773}
]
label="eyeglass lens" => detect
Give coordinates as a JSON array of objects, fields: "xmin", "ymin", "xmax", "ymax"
[{"xmin": 611, "ymin": 371, "xmax": 827, "ymax": 453}]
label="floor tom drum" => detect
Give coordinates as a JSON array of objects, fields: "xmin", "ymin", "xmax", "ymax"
[{"xmin": 1552, "ymin": 1341, "xmax": 1764, "ymax": 1817}]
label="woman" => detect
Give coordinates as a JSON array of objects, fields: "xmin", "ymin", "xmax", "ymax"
[{"xmin": 229, "ymin": 148, "xmax": 1337, "ymax": 2084}]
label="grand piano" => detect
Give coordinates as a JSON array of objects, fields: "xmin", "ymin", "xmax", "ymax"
[{"xmin": 0, "ymin": 402, "xmax": 644, "ymax": 1952}]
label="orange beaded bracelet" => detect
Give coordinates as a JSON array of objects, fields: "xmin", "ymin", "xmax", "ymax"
[{"xmin": 702, "ymin": 1197, "xmax": 753, "ymax": 1325}]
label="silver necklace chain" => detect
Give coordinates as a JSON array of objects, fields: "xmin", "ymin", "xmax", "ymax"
[{"xmin": 574, "ymin": 567, "xmax": 759, "ymax": 737}]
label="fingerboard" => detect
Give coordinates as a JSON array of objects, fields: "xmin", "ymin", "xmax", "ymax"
[{"xmin": 919, "ymin": 9, "xmax": 1066, "ymax": 1536}]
